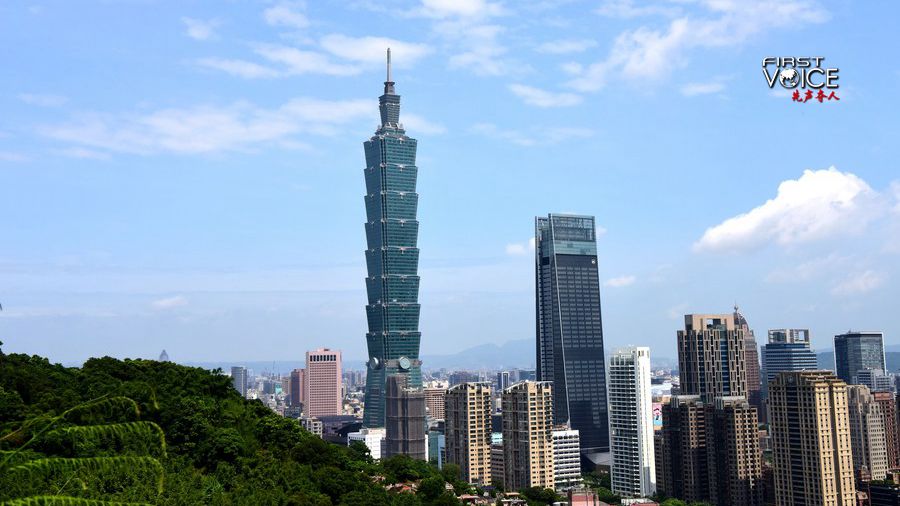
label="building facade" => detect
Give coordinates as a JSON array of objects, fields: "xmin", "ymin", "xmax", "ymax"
[
  {"xmin": 383, "ymin": 374, "xmax": 426, "ymax": 460},
  {"xmin": 290, "ymin": 368, "xmax": 306, "ymax": 408},
  {"xmin": 231, "ymin": 366, "xmax": 247, "ymax": 397},
  {"xmin": 834, "ymin": 331, "xmax": 886, "ymax": 385},
  {"xmin": 445, "ymin": 382, "xmax": 493, "ymax": 486},
  {"xmin": 609, "ymin": 347, "xmax": 656, "ymax": 498},
  {"xmin": 305, "ymin": 348, "xmax": 342, "ymax": 417},
  {"xmin": 502, "ymin": 381, "xmax": 555, "ymax": 491},
  {"xmin": 847, "ymin": 385, "xmax": 888, "ymax": 481},
  {"xmin": 535, "ymin": 214, "xmax": 609, "ymax": 458},
  {"xmin": 656, "ymin": 395, "xmax": 708, "ymax": 503},
  {"xmin": 768, "ymin": 371, "xmax": 856, "ymax": 506},
  {"xmin": 348, "ymin": 427, "xmax": 386, "ymax": 460},
  {"xmin": 552, "ymin": 427, "xmax": 582, "ymax": 491},
  {"xmin": 734, "ymin": 306, "xmax": 762, "ymax": 412},
  {"xmin": 677, "ymin": 314, "xmax": 748, "ymax": 402},
  {"xmin": 761, "ymin": 330, "xmax": 817, "ymax": 395},
  {"xmin": 705, "ymin": 397, "xmax": 762, "ymax": 506},
  {"xmin": 362, "ymin": 50, "xmax": 423, "ymax": 428},
  {"xmin": 873, "ymin": 391, "xmax": 900, "ymax": 469},
  {"xmin": 424, "ymin": 387, "xmax": 447, "ymax": 421}
]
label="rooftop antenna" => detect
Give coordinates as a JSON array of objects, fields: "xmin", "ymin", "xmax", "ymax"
[{"xmin": 386, "ymin": 47, "xmax": 392, "ymax": 82}]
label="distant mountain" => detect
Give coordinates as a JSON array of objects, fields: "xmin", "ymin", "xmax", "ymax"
[{"xmin": 816, "ymin": 351, "xmax": 900, "ymax": 373}]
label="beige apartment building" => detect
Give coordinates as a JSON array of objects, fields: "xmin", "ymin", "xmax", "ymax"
[
  {"xmin": 445, "ymin": 382, "xmax": 493, "ymax": 486},
  {"xmin": 502, "ymin": 381, "xmax": 555, "ymax": 491}
]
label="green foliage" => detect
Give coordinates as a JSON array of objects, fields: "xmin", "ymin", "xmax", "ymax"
[
  {"xmin": 1, "ymin": 497, "xmax": 152, "ymax": 506},
  {"xmin": 521, "ymin": 486, "xmax": 559, "ymax": 505}
]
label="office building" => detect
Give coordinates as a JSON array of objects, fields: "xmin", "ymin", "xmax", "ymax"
[
  {"xmin": 761, "ymin": 329, "xmax": 817, "ymax": 396},
  {"xmin": 856, "ymin": 368, "xmax": 894, "ymax": 392},
  {"xmin": 497, "ymin": 371, "xmax": 511, "ymax": 391},
  {"xmin": 552, "ymin": 427, "xmax": 582, "ymax": 491},
  {"xmin": 847, "ymin": 385, "xmax": 888, "ymax": 481},
  {"xmin": 535, "ymin": 214, "xmax": 609, "ymax": 459},
  {"xmin": 705, "ymin": 397, "xmax": 762, "ymax": 506},
  {"xmin": 231, "ymin": 366, "xmax": 247, "ymax": 397},
  {"xmin": 384, "ymin": 374, "xmax": 426, "ymax": 460},
  {"xmin": 873, "ymin": 391, "xmax": 899, "ymax": 469},
  {"xmin": 424, "ymin": 387, "xmax": 447, "ymax": 421},
  {"xmin": 768, "ymin": 371, "xmax": 856, "ymax": 506},
  {"xmin": 362, "ymin": 50, "xmax": 423, "ymax": 428},
  {"xmin": 290, "ymin": 368, "xmax": 306, "ymax": 408},
  {"xmin": 445, "ymin": 382, "xmax": 493, "ymax": 486},
  {"xmin": 609, "ymin": 347, "xmax": 656, "ymax": 498},
  {"xmin": 428, "ymin": 428, "xmax": 446, "ymax": 469},
  {"xmin": 655, "ymin": 395, "xmax": 708, "ymax": 503},
  {"xmin": 348, "ymin": 427, "xmax": 386, "ymax": 460},
  {"xmin": 677, "ymin": 314, "xmax": 747, "ymax": 402},
  {"xmin": 834, "ymin": 331, "xmax": 886, "ymax": 385},
  {"xmin": 490, "ymin": 433, "xmax": 504, "ymax": 488},
  {"xmin": 734, "ymin": 306, "xmax": 762, "ymax": 412},
  {"xmin": 502, "ymin": 381, "xmax": 555, "ymax": 490},
  {"xmin": 305, "ymin": 348, "xmax": 342, "ymax": 417}
]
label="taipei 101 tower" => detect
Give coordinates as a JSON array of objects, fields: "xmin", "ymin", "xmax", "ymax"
[{"xmin": 361, "ymin": 49, "xmax": 423, "ymax": 428}]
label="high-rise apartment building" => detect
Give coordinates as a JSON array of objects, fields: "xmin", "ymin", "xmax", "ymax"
[
  {"xmin": 677, "ymin": 314, "xmax": 747, "ymax": 402},
  {"xmin": 290, "ymin": 368, "xmax": 306, "ymax": 408},
  {"xmin": 535, "ymin": 214, "xmax": 609, "ymax": 459},
  {"xmin": 231, "ymin": 366, "xmax": 247, "ymax": 397},
  {"xmin": 490, "ymin": 433, "xmax": 504, "ymax": 488},
  {"xmin": 705, "ymin": 397, "xmax": 762, "ymax": 506},
  {"xmin": 608, "ymin": 347, "xmax": 656, "ymax": 498},
  {"xmin": 768, "ymin": 371, "xmax": 856, "ymax": 506},
  {"xmin": 655, "ymin": 395, "xmax": 708, "ymax": 503},
  {"xmin": 847, "ymin": 385, "xmax": 888, "ymax": 481},
  {"xmin": 424, "ymin": 387, "xmax": 447, "ymax": 421},
  {"xmin": 502, "ymin": 381, "xmax": 555, "ymax": 491},
  {"xmin": 734, "ymin": 306, "xmax": 762, "ymax": 412},
  {"xmin": 872, "ymin": 391, "xmax": 899, "ymax": 469},
  {"xmin": 761, "ymin": 329, "xmax": 817, "ymax": 394},
  {"xmin": 445, "ymin": 382, "xmax": 492, "ymax": 485},
  {"xmin": 552, "ymin": 427, "xmax": 582, "ymax": 491},
  {"xmin": 362, "ymin": 50, "xmax": 423, "ymax": 428},
  {"xmin": 834, "ymin": 331, "xmax": 886, "ymax": 385},
  {"xmin": 305, "ymin": 348, "xmax": 342, "ymax": 417},
  {"xmin": 384, "ymin": 374, "xmax": 426, "ymax": 460}
]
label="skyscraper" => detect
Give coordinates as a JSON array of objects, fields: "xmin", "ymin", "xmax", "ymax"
[
  {"xmin": 847, "ymin": 385, "xmax": 888, "ymax": 481},
  {"xmin": 445, "ymin": 382, "xmax": 492, "ymax": 485},
  {"xmin": 734, "ymin": 306, "xmax": 762, "ymax": 412},
  {"xmin": 384, "ymin": 374, "xmax": 427, "ymax": 460},
  {"xmin": 305, "ymin": 348, "xmax": 342, "ymax": 417},
  {"xmin": 231, "ymin": 366, "xmax": 247, "ymax": 397},
  {"xmin": 502, "ymin": 381, "xmax": 555, "ymax": 491},
  {"xmin": 705, "ymin": 397, "xmax": 762, "ymax": 506},
  {"xmin": 768, "ymin": 371, "xmax": 856, "ymax": 506},
  {"xmin": 362, "ymin": 49, "xmax": 423, "ymax": 428},
  {"xmin": 535, "ymin": 214, "xmax": 609, "ymax": 459},
  {"xmin": 424, "ymin": 387, "xmax": 447, "ymax": 421},
  {"xmin": 834, "ymin": 331, "xmax": 886, "ymax": 385},
  {"xmin": 290, "ymin": 368, "xmax": 306, "ymax": 408},
  {"xmin": 872, "ymin": 391, "xmax": 899, "ymax": 469},
  {"xmin": 677, "ymin": 314, "xmax": 747, "ymax": 402},
  {"xmin": 760, "ymin": 328, "xmax": 818, "ymax": 420},
  {"xmin": 655, "ymin": 395, "xmax": 708, "ymax": 503},
  {"xmin": 609, "ymin": 347, "xmax": 656, "ymax": 498}
]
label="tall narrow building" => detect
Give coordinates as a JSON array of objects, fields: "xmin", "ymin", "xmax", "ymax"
[
  {"xmin": 502, "ymin": 381, "xmax": 555, "ymax": 491},
  {"xmin": 290, "ymin": 368, "xmax": 306, "ymax": 408},
  {"xmin": 734, "ymin": 306, "xmax": 762, "ymax": 412},
  {"xmin": 384, "ymin": 374, "xmax": 427, "ymax": 460},
  {"xmin": 655, "ymin": 395, "xmax": 708, "ymax": 503},
  {"xmin": 834, "ymin": 331, "xmax": 886, "ymax": 385},
  {"xmin": 677, "ymin": 314, "xmax": 747, "ymax": 402},
  {"xmin": 305, "ymin": 348, "xmax": 342, "ymax": 417},
  {"xmin": 445, "ymin": 382, "xmax": 493, "ymax": 486},
  {"xmin": 535, "ymin": 214, "xmax": 609, "ymax": 460},
  {"xmin": 872, "ymin": 391, "xmax": 900, "ymax": 469},
  {"xmin": 847, "ymin": 385, "xmax": 888, "ymax": 481},
  {"xmin": 231, "ymin": 366, "xmax": 248, "ymax": 397},
  {"xmin": 768, "ymin": 371, "xmax": 856, "ymax": 506},
  {"xmin": 362, "ymin": 49, "xmax": 423, "ymax": 428},
  {"xmin": 705, "ymin": 397, "xmax": 762, "ymax": 506},
  {"xmin": 609, "ymin": 347, "xmax": 656, "ymax": 498}
]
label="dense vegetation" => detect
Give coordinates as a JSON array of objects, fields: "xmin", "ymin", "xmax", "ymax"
[{"xmin": 0, "ymin": 344, "xmax": 465, "ymax": 505}]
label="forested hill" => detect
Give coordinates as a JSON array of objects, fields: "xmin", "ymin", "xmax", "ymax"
[{"xmin": 0, "ymin": 345, "xmax": 465, "ymax": 505}]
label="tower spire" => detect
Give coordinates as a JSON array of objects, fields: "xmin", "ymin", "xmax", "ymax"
[
  {"xmin": 387, "ymin": 47, "xmax": 392, "ymax": 82},
  {"xmin": 383, "ymin": 47, "xmax": 395, "ymax": 95}
]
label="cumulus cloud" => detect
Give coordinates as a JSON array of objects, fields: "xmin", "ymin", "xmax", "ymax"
[
  {"xmin": 536, "ymin": 39, "xmax": 597, "ymax": 54},
  {"xmin": 508, "ymin": 84, "xmax": 582, "ymax": 107},
  {"xmin": 506, "ymin": 237, "xmax": 536, "ymax": 256},
  {"xmin": 830, "ymin": 271, "xmax": 885, "ymax": 296},
  {"xmin": 182, "ymin": 17, "xmax": 219, "ymax": 41},
  {"xmin": 319, "ymin": 35, "xmax": 432, "ymax": 67},
  {"xmin": 694, "ymin": 167, "xmax": 880, "ymax": 253},
  {"xmin": 254, "ymin": 44, "xmax": 361, "ymax": 76},
  {"xmin": 596, "ymin": 0, "xmax": 680, "ymax": 18},
  {"xmin": 568, "ymin": 1, "xmax": 828, "ymax": 92},
  {"xmin": 152, "ymin": 295, "xmax": 188, "ymax": 309},
  {"xmin": 263, "ymin": 2, "xmax": 309, "ymax": 29},
  {"xmin": 416, "ymin": 0, "xmax": 504, "ymax": 19},
  {"xmin": 604, "ymin": 275, "xmax": 636, "ymax": 288},
  {"xmin": 196, "ymin": 58, "xmax": 280, "ymax": 79}
]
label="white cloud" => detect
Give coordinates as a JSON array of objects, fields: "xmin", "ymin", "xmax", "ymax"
[
  {"xmin": 0, "ymin": 151, "xmax": 30, "ymax": 162},
  {"xmin": 604, "ymin": 275, "xmax": 636, "ymax": 288},
  {"xmin": 536, "ymin": 39, "xmax": 597, "ymax": 54},
  {"xmin": 196, "ymin": 58, "xmax": 280, "ymax": 79},
  {"xmin": 182, "ymin": 17, "xmax": 219, "ymax": 41},
  {"xmin": 57, "ymin": 147, "xmax": 111, "ymax": 160},
  {"xmin": 765, "ymin": 254, "xmax": 846, "ymax": 283},
  {"xmin": 830, "ymin": 271, "xmax": 885, "ymax": 296},
  {"xmin": 263, "ymin": 2, "xmax": 310, "ymax": 29},
  {"xmin": 18, "ymin": 93, "xmax": 68, "ymax": 107},
  {"xmin": 254, "ymin": 44, "xmax": 361, "ymax": 76},
  {"xmin": 417, "ymin": 0, "xmax": 504, "ymax": 19},
  {"xmin": 473, "ymin": 123, "xmax": 593, "ymax": 147},
  {"xmin": 152, "ymin": 295, "xmax": 188, "ymax": 309},
  {"xmin": 508, "ymin": 84, "xmax": 582, "ymax": 107},
  {"xmin": 402, "ymin": 113, "xmax": 446, "ymax": 135},
  {"xmin": 568, "ymin": 1, "xmax": 828, "ymax": 92},
  {"xmin": 319, "ymin": 35, "xmax": 432, "ymax": 67},
  {"xmin": 505, "ymin": 237, "xmax": 536, "ymax": 256},
  {"xmin": 680, "ymin": 81, "xmax": 725, "ymax": 97},
  {"xmin": 39, "ymin": 97, "xmax": 374, "ymax": 155},
  {"xmin": 596, "ymin": 0, "xmax": 680, "ymax": 18},
  {"xmin": 695, "ymin": 167, "xmax": 880, "ymax": 253}
]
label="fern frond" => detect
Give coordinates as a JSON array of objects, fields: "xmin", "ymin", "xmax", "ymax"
[
  {"xmin": 0, "ymin": 496, "xmax": 152, "ymax": 506},
  {"xmin": 44, "ymin": 422, "xmax": 166, "ymax": 458},
  {"xmin": 61, "ymin": 398, "xmax": 140, "ymax": 424},
  {"xmin": 7, "ymin": 456, "xmax": 164, "ymax": 495}
]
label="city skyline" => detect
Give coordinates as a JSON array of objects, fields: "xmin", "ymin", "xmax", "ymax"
[{"xmin": 2, "ymin": 1, "xmax": 900, "ymax": 364}]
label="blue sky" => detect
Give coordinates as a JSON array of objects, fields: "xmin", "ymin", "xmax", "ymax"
[{"xmin": 1, "ymin": 0, "xmax": 899, "ymax": 365}]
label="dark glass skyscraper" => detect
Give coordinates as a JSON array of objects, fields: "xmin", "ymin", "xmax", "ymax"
[
  {"xmin": 834, "ymin": 331, "xmax": 886, "ymax": 385},
  {"xmin": 535, "ymin": 214, "xmax": 609, "ymax": 458},
  {"xmin": 362, "ymin": 50, "xmax": 422, "ymax": 428}
]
